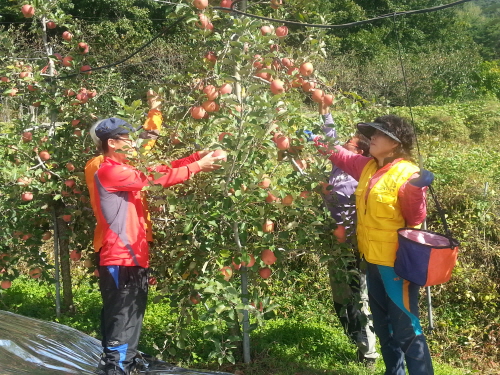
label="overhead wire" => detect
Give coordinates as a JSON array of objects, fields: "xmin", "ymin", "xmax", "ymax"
[
  {"xmin": 53, "ymin": 12, "xmax": 187, "ymax": 80},
  {"xmin": 216, "ymin": 0, "xmax": 474, "ymax": 29},
  {"xmin": 27, "ymin": 0, "xmax": 472, "ymax": 80}
]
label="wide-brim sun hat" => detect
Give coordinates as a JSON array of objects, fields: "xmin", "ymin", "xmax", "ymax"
[{"xmin": 357, "ymin": 122, "xmax": 401, "ymax": 143}]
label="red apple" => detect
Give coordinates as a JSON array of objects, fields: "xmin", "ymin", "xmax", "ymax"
[
  {"xmin": 311, "ymin": 89, "xmax": 324, "ymax": 103},
  {"xmin": 262, "ymin": 219, "xmax": 274, "ymax": 233},
  {"xmin": 62, "ymin": 31, "xmax": 73, "ymax": 41},
  {"xmin": 220, "ymin": 266, "xmax": 233, "ymax": 281},
  {"xmin": 203, "ymin": 85, "xmax": 219, "ymax": 100},
  {"xmin": 202, "ymin": 100, "xmax": 219, "ymax": 113},
  {"xmin": 22, "ymin": 132, "xmax": 32, "ymax": 142},
  {"xmin": 275, "ymin": 136, "xmax": 290, "ymax": 150},
  {"xmin": 323, "ymin": 94, "xmax": 334, "ymax": 106},
  {"xmin": 300, "ymin": 62, "xmax": 314, "ymax": 76},
  {"xmin": 333, "ymin": 225, "xmax": 347, "ymax": 243},
  {"xmin": 62, "ymin": 214, "xmax": 72, "ymax": 222},
  {"xmin": 17, "ymin": 177, "xmax": 30, "ymax": 186},
  {"xmin": 276, "ymin": 26, "xmax": 288, "ymax": 38},
  {"xmin": 204, "ymin": 51, "xmax": 217, "ymax": 63},
  {"xmin": 69, "ymin": 249, "xmax": 81, "ymax": 261},
  {"xmin": 66, "ymin": 162, "xmax": 75, "ymax": 172},
  {"xmin": 219, "ymin": 83, "xmax": 233, "ymax": 95},
  {"xmin": 21, "ymin": 4, "xmax": 35, "ymax": 18},
  {"xmin": 80, "ymin": 65, "xmax": 92, "ymax": 75},
  {"xmin": 259, "ymin": 267, "xmax": 272, "ymax": 279},
  {"xmin": 21, "ymin": 192, "xmax": 33, "ymax": 201},
  {"xmin": 1, "ymin": 280, "xmax": 12, "ymax": 289},
  {"xmin": 270, "ymin": 0, "xmax": 282, "ymax": 9},
  {"xmin": 46, "ymin": 21, "xmax": 56, "ymax": 29},
  {"xmin": 265, "ymin": 191, "xmax": 278, "ymax": 203},
  {"xmin": 62, "ymin": 56, "xmax": 73, "ymax": 67},
  {"xmin": 39, "ymin": 150, "xmax": 50, "ymax": 161},
  {"xmin": 261, "ymin": 26, "xmax": 273, "ymax": 36},
  {"xmin": 29, "ymin": 267, "xmax": 42, "ymax": 279},
  {"xmin": 258, "ymin": 177, "xmax": 271, "ymax": 189},
  {"xmin": 241, "ymin": 254, "xmax": 256, "ymax": 267},
  {"xmin": 253, "ymin": 55, "xmax": 263, "ymax": 69},
  {"xmin": 78, "ymin": 42, "xmax": 89, "ymax": 54},
  {"xmin": 193, "ymin": 0, "xmax": 208, "ymax": 10},
  {"xmin": 191, "ymin": 106, "xmax": 206, "ymax": 120},
  {"xmin": 302, "ymin": 81, "xmax": 315, "ymax": 92},
  {"xmin": 282, "ymin": 194, "xmax": 293, "ymax": 206},
  {"xmin": 261, "ymin": 249, "xmax": 277, "ymax": 265},
  {"xmin": 190, "ymin": 293, "xmax": 201, "ymax": 304},
  {"xmin": 218, "ymin": 132, "xmax": 232, "ymax": 142},
  {"xmin": 40, "ymin": 171, "xmax": 51, "ymax": 182},
  {"xmin": 270, "ymin": 79, "xmax": 285, "ymax": 95},
  {"xmin": 282, "ymin": 58, "xmax": 293, "ymax": 67}
]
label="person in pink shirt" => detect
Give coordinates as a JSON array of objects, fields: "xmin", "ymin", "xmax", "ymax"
[{"xmin": 309, "ymin": 102, "xmax": 435, "ymax": 375}]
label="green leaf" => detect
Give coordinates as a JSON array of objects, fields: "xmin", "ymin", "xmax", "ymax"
[
  {"xmin": 112, "ymin": 96, "xmax": 126, "ymax": 107},
  {"xmin": 319, "ymin": 255, "xmax": 332, "ymax": 263},
  {"xmin": 183, "ymin": 221, "xmax": 193, "ymax": 234},
  {"xmin": 215, "ymin": 303, "xmax": 227, "ymax": 314},
  {"xmin": 176, "ymin": 339, "xmax": 185, "ymax": 349}
]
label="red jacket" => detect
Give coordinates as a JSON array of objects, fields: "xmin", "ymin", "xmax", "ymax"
[{"xmin": 93, "ymin": 155, "xmax": 201, "ymax": 267}]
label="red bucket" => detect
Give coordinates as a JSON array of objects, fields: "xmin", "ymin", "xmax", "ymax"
[{"xmin": 394, "ymin": 228, "xmax": 459, "ymax": 287}]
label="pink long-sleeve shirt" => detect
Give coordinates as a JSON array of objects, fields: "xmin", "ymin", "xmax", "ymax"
[{"xmin": 315, "ymin": 139, "xmax": 427, "ymax": 226}]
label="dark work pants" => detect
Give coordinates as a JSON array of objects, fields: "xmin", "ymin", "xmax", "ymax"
[
  {"xmin": 366, "ymin": 262, "xmax": 434, "ymax": 375},
  {"xmin": 328, "ymin": 260, "xmax": 378, "ymax": 360},
  {"xmin": 98, "ymin": 261, "xmax": 149, "ymax": 375}
]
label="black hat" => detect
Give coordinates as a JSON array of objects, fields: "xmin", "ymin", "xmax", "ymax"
[{"xmin": 357, "ymin": 122, "xmax": 402, "ymax": 143}]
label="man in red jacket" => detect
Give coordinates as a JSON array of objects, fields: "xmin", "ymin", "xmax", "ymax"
[{"xmin": 93, "ymin": 117, "xmax": 223, "ymax": 375}]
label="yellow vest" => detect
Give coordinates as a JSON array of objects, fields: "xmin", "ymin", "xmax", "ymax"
[{"xmin": 355, "ymin": 159, "xmax": 419, "ymax": 266}]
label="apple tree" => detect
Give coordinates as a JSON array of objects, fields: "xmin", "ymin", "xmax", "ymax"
[
  {"xmin": 0, "ymin": 0, "xmax": 102, "ymax": 312},
  {"xmin": 132, "ymin": 0, "xmax": 357, "ymax": 363}
]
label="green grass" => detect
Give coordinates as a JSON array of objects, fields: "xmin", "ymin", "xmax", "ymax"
[{"xmin": 0, "ymin": 277, "xmax": 474, "ymax": 375}]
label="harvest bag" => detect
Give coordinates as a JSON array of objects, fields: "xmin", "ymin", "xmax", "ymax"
[{"xmin": 395, "ymin": 228, "xmax": 459, "ymax": 287}]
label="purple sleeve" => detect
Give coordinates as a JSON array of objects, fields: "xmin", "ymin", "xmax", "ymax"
[{"xmin": 321, "ymin": 113, "xmax": 337, "ymax": 138}]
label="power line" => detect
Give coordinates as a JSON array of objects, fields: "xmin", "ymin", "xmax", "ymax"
[
  {"xmin": 217, "ymin": 0, "xmax": 474, "ymax": 29},
  {"xmin": 34, "ymin": 0, "xmax": 473, "ymax": 81},
  {"xmin": 52, "ymin": 13, "xmax": 187, "ymax": 80}
]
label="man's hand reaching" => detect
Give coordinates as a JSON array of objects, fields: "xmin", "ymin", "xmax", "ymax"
[
  {"xmin": 196, "ymin": 151, "xmax": 225, "ymax": 172},
  {"xmin": 147, "ymin": 89, "xmax": 162, "ymax": 111}
]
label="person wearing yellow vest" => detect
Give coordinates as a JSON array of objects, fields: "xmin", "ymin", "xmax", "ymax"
[{"xmin": 311, "ymin": 107, "xmax": 435, "ymax": 375}]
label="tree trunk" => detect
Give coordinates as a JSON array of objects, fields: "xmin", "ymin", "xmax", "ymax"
[{"xmin": 54, "ymin": 202, "xmax": 74, "ymax": 313}]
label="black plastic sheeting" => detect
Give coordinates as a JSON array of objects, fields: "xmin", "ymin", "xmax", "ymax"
[{"xmin": 0, "ymin": 310, "xmax": 233, "ymax": 375}]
